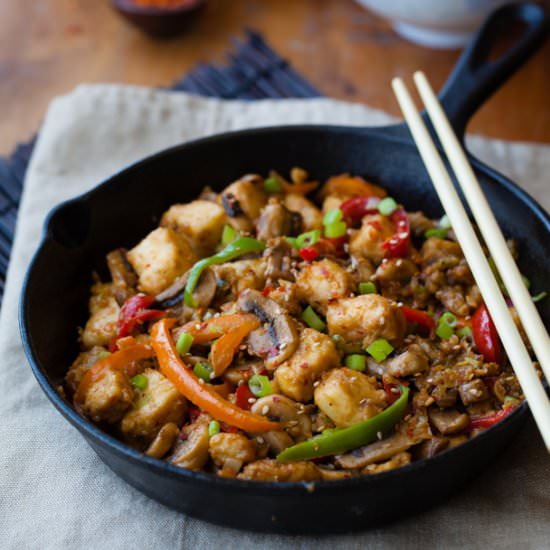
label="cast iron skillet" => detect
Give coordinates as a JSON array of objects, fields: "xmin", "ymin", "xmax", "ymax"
[{"xmin": 20, "ymin": 2, "xmax": 549, "ymax": 534}]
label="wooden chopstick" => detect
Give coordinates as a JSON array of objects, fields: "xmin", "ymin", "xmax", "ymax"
[{"xmin": 392, "ymin": 76, "xmax": 550, "ymax": 452}]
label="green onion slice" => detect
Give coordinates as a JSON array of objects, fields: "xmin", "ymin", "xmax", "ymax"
[
  {"xmin": 193, "ymin": 362, "xmax": 214, "ymax": 382},
  {"xmin": 176, "ymin": 332, "xmax": 193, "ymax": 356},
  {"xmin": 208, "ymin": 420, "xmax": 221, "ymax": 437},
  {"xmin": 358, "ymin": 281, "xmax": 377, "ymax": 294},
  {"xmin": 296, "ymin": 229, "xmax": 321, "ymax": 249},
  {"xmin": 324, "ymin": 221, "xmax": 347, "ymax": 238},
  {"xmin": 456, "ymin": 326, "xmax": 472, "ymax": 338},
  {"xmin": 131, "ymin": 374, "xmax": 148, "ymax": 391},
  {"xmin": 377, "ymin": 197, "xmax": 398, "ymax": 216},
  {"xmin": 345, "ymin": 354, "xmax": 366, "ymax": 372},
  {"xmin": 302, "ymin": 305, "xmax": 326, "ymax": 332},
  {"xmin": 248, "ymin": 374, "xmax": 273, "ymax": 398},
  {"xmin": 366, "ymin": 338, "xmax": 394, "ymax": 362},
  {"xmin": 424, "ymin": 227, "xmax": 448, "ymax": 240},
  {"xmin": 263, "ymin": 177, "xmax": 282, "ymax": 194},
  {"xmin": 436, "ymin": 312, "xmax": 457, "ymax": 339},
  {"xmin": 97, "ymin": 351, "xmax": 112, "ymax": 361},
  {"xmin": 323, "ymin": 208, "xmax": 343, "ymax": 226}
]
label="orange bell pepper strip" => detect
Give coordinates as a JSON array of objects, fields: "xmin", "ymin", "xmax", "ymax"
[
  {"xmin": 151, "ymin": 318, "xmax": 280, "ymax": 433},
  {"xmin": 74, "ymin": 343, "xmax": 154, "ymax": 404},
  {"xmin": 280, "ymin": 179, "xmax": 319, "ymax": 195},
  {"xmin": 179, "ymin": 313, "xmax": 259, "ymax": 345},
  {"xmin": 210, "ymin": 317, "xmax": 260, "ymax": 376},
  {"xmin": 321, "ymin": 174, "xmax": 387, "ymax": 199}
]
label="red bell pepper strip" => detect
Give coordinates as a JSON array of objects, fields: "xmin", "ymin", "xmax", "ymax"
[
  {"xmin": 340, "ymin": 196, "xmax": 380, "ymax": 226},
  {"xmin": 151, "ymin": 318, "xmax": 280, "ymax": 432},
  {"xmin": 235, "ymin": 383, "xmax": 256, "ymax": 411},
  {"xmin": 117, "ymin": 294, "xmax": 164, "ymax": 338},
  {"xmin": 472, "ymin": 303, "xmax": 503, "ymax": 363},
  {"xmin": 382, "ymin": 208, "xmax": 410, "ymax": 258},
  {"xmin": 400, "ymin": 306, "xmax": 435, "ymax": 336},
  {"xmin": 470, "ymin": 402, "xmax": 518, "ymax": 429}
]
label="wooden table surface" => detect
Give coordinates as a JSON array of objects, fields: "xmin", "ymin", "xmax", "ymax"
[{"xmin": 1, "ymin": 0, "xmax": 549, "ymax": 155}]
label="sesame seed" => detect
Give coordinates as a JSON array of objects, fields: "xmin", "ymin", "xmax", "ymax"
[
  {"xmin": 248, "ymin": 397, "xmax": 256, "ymax": 404},
  {"xmin": 261, "ymin": 406, "xmax": 269, "ymax": 415},
  {"xmin": 376, "ymin": 431, "xmax": 383, "ymax": 440}
]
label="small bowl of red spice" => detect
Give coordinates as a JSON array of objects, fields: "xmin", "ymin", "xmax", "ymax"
[{"xmin": 111, "ymin": 0, "xmax": 207, "ymax": 38}]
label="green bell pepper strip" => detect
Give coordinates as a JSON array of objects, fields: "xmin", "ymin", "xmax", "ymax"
[
  {"xmin": 277, "ymin": 385, "xmax": 409, "ymax": 463},
  {"xmin": 184, "ymin": 237, "xmax": 265, "ymax": 307}
]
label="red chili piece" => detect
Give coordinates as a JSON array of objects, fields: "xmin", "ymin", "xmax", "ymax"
[
  {"xmin": 299, "ymin": 246, "xmax": 319, "ymax": 262},
  {"xmin": 117, "ymin": 294, "xmax": 164, "ymax": 338},
  {"xmin": 470, "ymin": 403, "xmax": 517, "ymax": 429},
  {"xmin": 383, "ymin": 380, "xmax": 401, "ymax": 405},
  {"xmin": 382, "ymin": 208, "xmax": 410, "ymax": 258},
  {"xmin": 471, "ymin": 303, "xmax": 503, "ymax": 364},
  {"xmin": 340, "ymin": 196, "xmax": 380, "ymax": 226},
  {"xmin": 400, "ymin": 306, "xmax": 435, "ymax": 335},
  {"xmin": 235, "ymin": 383, "xmax": 255, "ymax": 411}
]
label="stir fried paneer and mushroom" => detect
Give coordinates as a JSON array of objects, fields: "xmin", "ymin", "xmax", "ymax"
[{"xmin": 66, "ymin": 168, "xmax": 539, "ymax": 482}]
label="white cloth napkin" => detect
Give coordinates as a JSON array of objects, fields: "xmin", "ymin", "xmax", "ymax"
[{"xmin": 1, "ymin": 84, "xmax": 549, "ymax": 550}]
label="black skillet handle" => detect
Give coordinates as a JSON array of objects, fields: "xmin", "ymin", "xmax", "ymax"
[{"xmin": 438, "ymin": 2, "xmax": 548, "ymax": 140}]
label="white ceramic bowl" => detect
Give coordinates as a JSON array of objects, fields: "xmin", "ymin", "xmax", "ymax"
[{"xmin": 355, "ymin": 0, "xmax": 512, "ymax": 49}]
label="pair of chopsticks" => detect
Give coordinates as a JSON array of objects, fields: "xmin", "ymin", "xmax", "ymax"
[{"xmin": 392, "ymin": 72, "xmax": 550, "ymax": 452}]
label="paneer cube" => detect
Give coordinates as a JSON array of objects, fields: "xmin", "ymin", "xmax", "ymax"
[
  {"xmin": 296, "ymin": 259, "xmax": 353, "ymax": 314},
  {"xmin": 349, "ymin": 213, "xmax": 395, "ymax": 264},
  {"xmin": 161, "ymin": 200, "xmax": 226, "ymax": 256},
  {"xmin": 66, "ymin": 346, "xmax": 107, "ymax": 393},
  {"xmin": 209, "ymin": 433, "xmax": 256, "ymax": 475},
  {"xmin": 213, "ymin": 259, "xmax": 266, "ymax": 298},
  {"xmin": 314, "ymin": 367, "xmax": 387, "ymax": 427},
  {"xmin": 80, "ymin": 368, "xmax": 134, "ymax": 424},
  {"xmin": 284, "ymin": 193, "xmax": 323, "ymax": 231},
  {"xmin": 327, "ymin": 294, "xmax": 406, "ymax": 348},
  {"xmin": 221, "ymin": 176, "xmax": 267, "ymax": 220},
  {"xmin": 121, "ymin": 368, "xmax": 187, "ymax": 442},
  {"xmin": 127, "ymin": 227, "xmax": 197, "ymax": 295},
  {"xmin": 81, "ymin": 295, "xmax": 120, "ymax": 349},
  {"xmin": 274, "ymin": 328, "xmax": 340, "ymax": 402},
  {"xmin": 322, "ymin": 194, "xmax": 349, "ymax": 214}
]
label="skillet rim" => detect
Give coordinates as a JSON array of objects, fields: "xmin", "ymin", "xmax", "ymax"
[{"xmin": 19, "ymin": 123, "xmax": 546, "ymax": 494}]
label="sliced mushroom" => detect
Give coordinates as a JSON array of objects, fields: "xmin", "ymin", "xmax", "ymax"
[
  {"xmin": 459, "ymin": 379, "xmax": 490, "ymax": 406},
  {"xmin": 384, "ymin": 344, "xmax": 429, "ymax": 377},
  {"xmin": 145, "ymin": 422, "xmax": 180, "ymax": 459},
  {"xmin": 362, "ymin": 451, "xmax": 412, "ymax": 475},
  {"xmin": 155, "ymin": 267, "xmax": 216, "ymax": 309},
  {"xmin": 168, "ymin": 416, "xmax": 210, "ymax": 471},
  {"xmin": 414, "ymin": 436, "xmax": 449, "ymax": 460},
  {"xmin": 263, "ymin": 239, "xmax": 295, "ymax": 282},
  {"xmin": 259, "ymin": 430, "xmax": 294, "ymax": 455},
  {"xmin": 251, "ymin": 394, "xmax": 312, "ymax": 441},
  {"xmin": 336, "ymin": 413, "xmax": 431, "ymax": 469},
  {"xmin": 428, "ymin": 407, "xmax": 470, "ymax": 435},
  {"xmin": 106, "ymin": 248, "xmax": 138, "ymax": 303},
  {"xmin": 256, "ymin": 200, "xmax": 302, "ymax": 241},
  {"xmin": 238, "ymin": 289, "xmax": 299, "ymax": 368},
  {"xmin": 223, "ymin": 359, "xmax": 264, "ymax": 386}
]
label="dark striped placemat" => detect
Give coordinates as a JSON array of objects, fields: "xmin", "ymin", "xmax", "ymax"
[{"xmin": 0, "ymin": 30, "xmax": 320, "ymax": 302}]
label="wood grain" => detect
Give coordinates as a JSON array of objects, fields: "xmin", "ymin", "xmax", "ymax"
[{"xmin": 1, "ymin": 0, "xmax": 549, "ymax": 155}]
